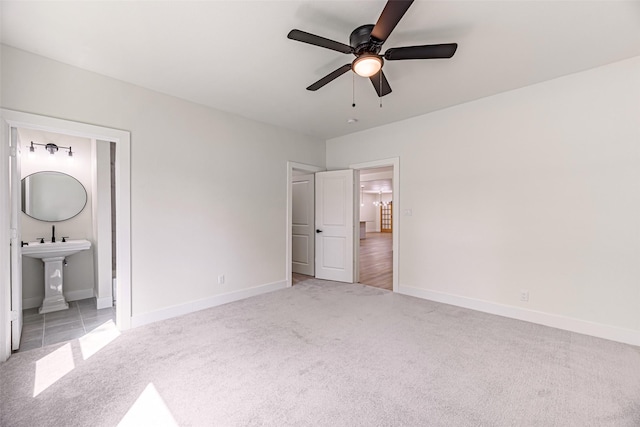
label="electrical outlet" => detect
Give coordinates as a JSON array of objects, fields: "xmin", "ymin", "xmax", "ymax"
[
  {"xmin": 217, "ymin": 275, "xmax": 225, "ymax": 285},
  {"xmin": 520, "ymin": 290, "xmax": 529, "ymax": 302}
]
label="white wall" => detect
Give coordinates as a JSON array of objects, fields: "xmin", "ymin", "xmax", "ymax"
[
  {"xmin": 328, "ymin": 56, "xmax": 640, "ymax": 343},
  {"xmin": 359, "ymin": 193, "xmax": 377, "ymax": 232},
  {"xmin": 92, "ymin": 139, "xmax": 112, "ymax": 309},
  {"xmin": 1, "ymin": 45, "xmax": 325, "ymax": 319},
  {"xmin": 18, "ymin": 129, "xmax": 95, "ymax": 308}
]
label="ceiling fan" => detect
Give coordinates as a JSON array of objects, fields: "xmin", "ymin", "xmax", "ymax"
[{"xmin": 287, "ymin": 0, "xmax": 457, "ymax": 97}]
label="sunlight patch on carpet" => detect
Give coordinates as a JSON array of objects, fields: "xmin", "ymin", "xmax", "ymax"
[
  {"xmin": 118, "ymin": 383, "xmax": 178, "ymax": 427},
  {"xmin": 33, "ymin": 343, "xmax": 75, "ymax": 397},
  {"xmin": 79, "ymin": 319, "xmax": 120, "ymax": 360}
]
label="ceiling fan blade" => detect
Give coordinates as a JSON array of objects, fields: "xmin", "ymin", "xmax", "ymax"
[
  {"xmin": 307, "ymin": 64, "xmax": 352, "ymax": 91},
  {"xmin": 370, "ymin": 0, "xmax": 414, "ymax": 43},
  {"xmin": 288, "ymin": 29, "xmax": 354, "ymax": 54},
  {"xmin": 384, "ymin": 43, "xmax": 458, "ymax": 60},
  {"xmin": 369, "ymin": 69, "xmax": 392, "ymax": 97}
]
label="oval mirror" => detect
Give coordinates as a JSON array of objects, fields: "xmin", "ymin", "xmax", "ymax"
[{"xmin": 21, "ymin": 171, "xmax": 88, "ymax": 222}]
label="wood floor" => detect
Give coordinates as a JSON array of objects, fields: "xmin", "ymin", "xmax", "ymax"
[
  {"xmin": 292, "ymin": 232, "xmax": 392, "ymax": 291},
  {"xmin": 359, "ymin": 232, "xmax": 392, "ymax": 290},
  {"xmin": 292, "ymin": 272, "xmax": 312, "ymax": 286}
]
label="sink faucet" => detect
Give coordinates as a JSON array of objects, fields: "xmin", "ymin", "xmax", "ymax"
[{"xmin": 51, "ymin": 225, "xmax": 56, "ymax": 243}]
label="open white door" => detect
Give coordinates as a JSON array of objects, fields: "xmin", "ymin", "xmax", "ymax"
[
  {"xmin": 292, "ymin": 173, "xmax": 315, "ymax": 276},
  {"xmin": 315, "ymin": 170, "xmax": 354, "ymax": 283},
  {"xmin": 9, "ymin": 127, "xmax": 22, "ymax": 350}
]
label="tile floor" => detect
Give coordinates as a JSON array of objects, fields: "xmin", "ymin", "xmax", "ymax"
[{"xmin": 16, "ymin": 298, "xmax": 116, "ymax": 353}]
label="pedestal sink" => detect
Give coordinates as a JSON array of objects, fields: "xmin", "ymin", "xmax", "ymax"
[{"xmin": 22, "ymin": 239, "xmax": 91, "ymax": 314}]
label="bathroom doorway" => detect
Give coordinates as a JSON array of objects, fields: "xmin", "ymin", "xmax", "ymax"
[{"xmin": 1, "ymin": 109, "xmax": 131, "ymax": 360}]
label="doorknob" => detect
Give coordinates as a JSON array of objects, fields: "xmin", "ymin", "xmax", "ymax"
[{"xmin": 316, "ymin": 229, "xmax": 323, "ymax": 233}]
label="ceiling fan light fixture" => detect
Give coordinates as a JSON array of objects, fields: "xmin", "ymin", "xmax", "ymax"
[{"xmin": 352, "ymin": 54, "xmax": 382, "ymax": 77}]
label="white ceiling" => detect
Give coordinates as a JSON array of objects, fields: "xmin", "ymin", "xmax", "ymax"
[
  {"xmin": 360, "ymin": 167, "xmax": 392, "ymax": 192},
  {"xmin": 2, "ymin": 1, "xmax": 639, "ymax": 140},
  {"xmin": 361, "ymin": 179, "xmax": 393, "ymax": 193}
]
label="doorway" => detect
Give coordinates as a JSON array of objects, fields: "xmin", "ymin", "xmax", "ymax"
[
  {"xmin": 358, "ymin": 166, "xmax": 393, "ymax": 291},
  {"xmin": 291, "ymin": 170, "xmax": 315, "ymax": 285},
  {"xmin": 285, "ymin": 158, "xmax": 399, "ymax": 292},
  {"xmin": 0, "ymin": 109, "xmax": 131, "ymax": 362},
  {"xmin": 13, "ymin": 129, "xmax": 114, "ymax": 352},
  {"xmin": 351, "ymin": 158, "xmax": 399, "ymax": 292},
  {"xmin": 287, "ymin": 162, "xmax": 324, "ymax": 287}
]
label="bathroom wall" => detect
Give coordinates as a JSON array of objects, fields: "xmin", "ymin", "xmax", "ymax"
[
  {"xmin": 19, "ymin": 128, "xmax": 95, "ymax": 308},
  {"xmin": 91, "ymin": 139, "xmax": 113, "ymax": 309}
]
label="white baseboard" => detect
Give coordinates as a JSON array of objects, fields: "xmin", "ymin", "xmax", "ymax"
[
  {"xmin": 398, "ymin": 285, "xmax": 640, "ymax": 347},
  {"xmin": 23, "ymin": 297, "xmax": 43, "ymax": 310},
  {"xmin": 23, "ymin": 289, "xmax": 95, "ymax": 309},
  {"xmin": 131, "ymin": 280, "xmax": 288, "ymax": 328},
  {"xmin": 65, "ymin": 289, "xmax": 95, "ymax": 302},
  {"xmin": 96, "ymin": 296, "xmax": 113, "ymax": 310}
]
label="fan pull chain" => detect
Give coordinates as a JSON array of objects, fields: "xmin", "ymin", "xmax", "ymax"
[
  {"xmin": 379, "ymin": 71, "xmax": 383, "ymax": 108},
  {"xmin": 352, "ymin": 73, "xmax": 356, "ymax": 108}
]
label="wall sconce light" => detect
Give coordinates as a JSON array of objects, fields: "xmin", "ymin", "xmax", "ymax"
[{"xmin": 29, "ymin": 141, "xmax": 74, "ymax": 158}]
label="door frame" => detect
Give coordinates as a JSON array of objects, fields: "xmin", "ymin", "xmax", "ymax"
[
  {"xmin": 1, "ymin": 115, "xmax": 10, "ymax": 360},
  {"xmin": 0, "ymin": 109, "xmax": 132, "ymax": 362},
  {"xmin": 286, "ymin": 161, "xmax": 324, "ymax": 287},
  {"xmin": 350, "ymin": 158, "xmax": 400, "ymax": 292},
  {"xmin": 10, "ymin": 126, "xmax": 22, "ymax": 350},
  {"xmin": 291, "ymin": 173, "xmax": 315, "ymax": 276}
]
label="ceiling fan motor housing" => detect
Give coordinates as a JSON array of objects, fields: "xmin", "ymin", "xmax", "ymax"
[{"xmin": 350, "ymin": 24, "xmax": 383, "ymax": 55}]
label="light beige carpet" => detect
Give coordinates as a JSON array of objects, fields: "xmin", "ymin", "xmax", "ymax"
[{"xmin": 2, "ymin": 279, "xmax": 640, "ymax": 426}]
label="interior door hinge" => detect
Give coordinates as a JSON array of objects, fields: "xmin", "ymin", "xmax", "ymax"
[
  {"xmin": 9, "ymin": 146, "xmax": 17, "ymax": 157},
  {"xmin": 10, "ymin": 311, "xmax": 18, "ymax": 321}
]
